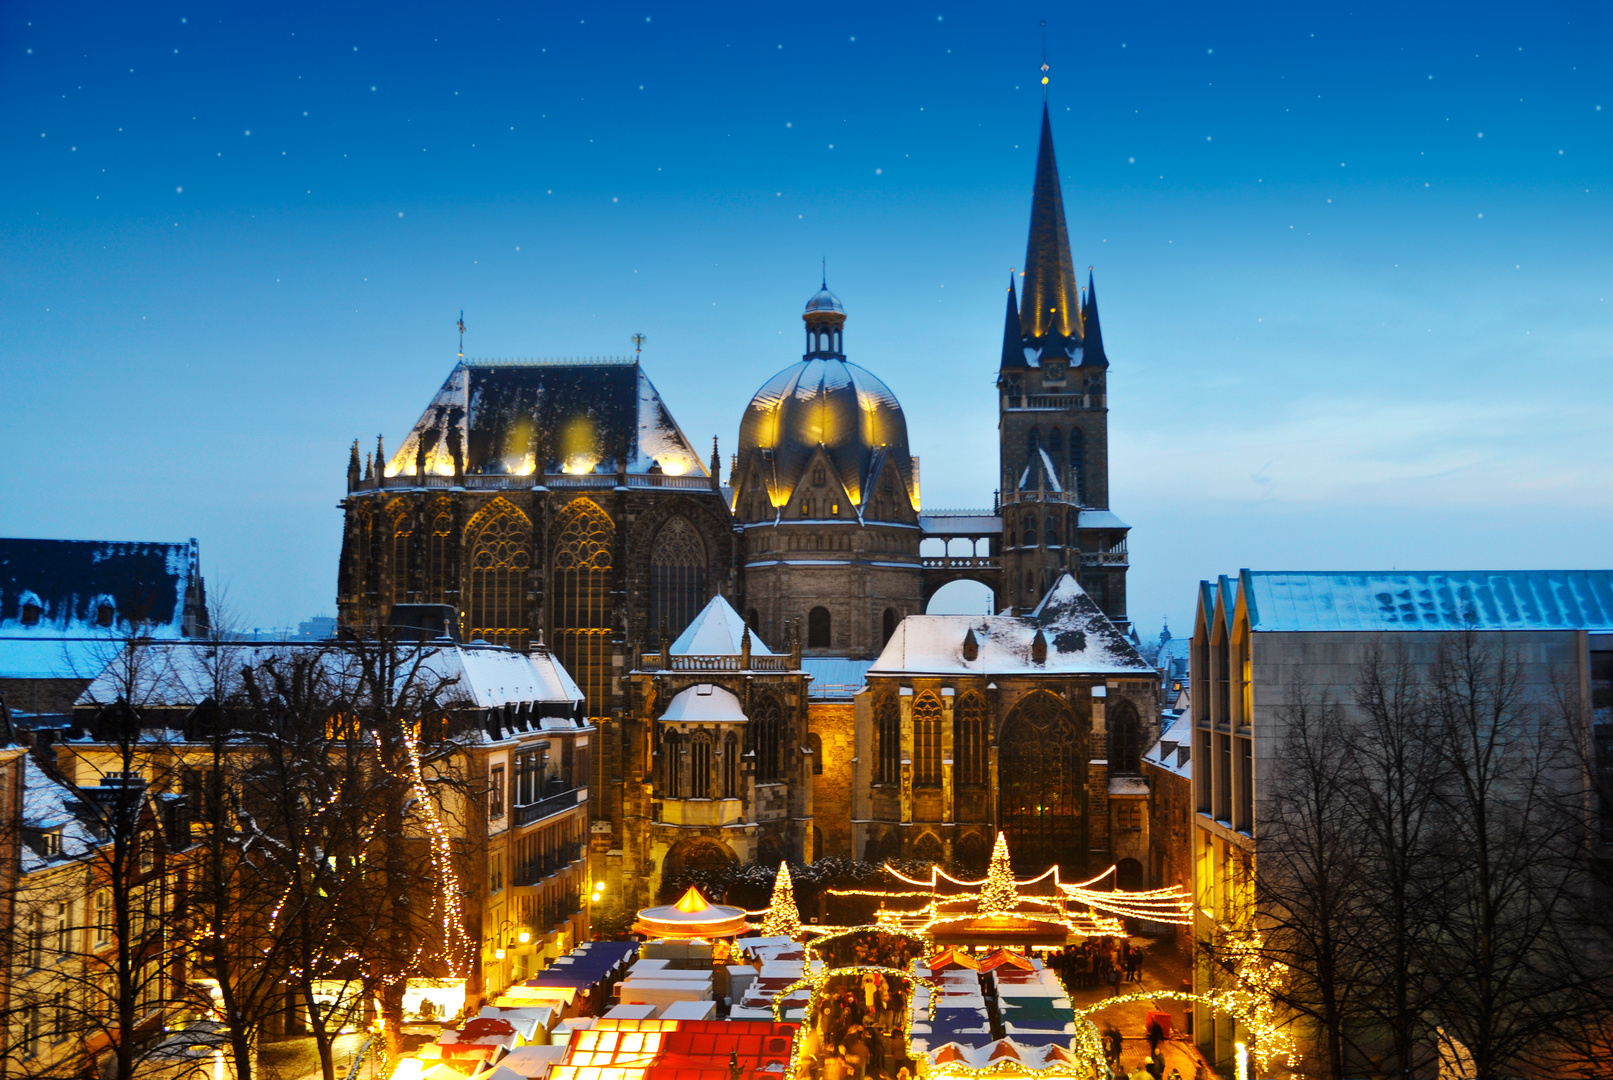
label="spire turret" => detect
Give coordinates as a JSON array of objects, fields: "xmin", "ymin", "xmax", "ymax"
[
  {"xmin": 999, "ymin": 274, "xmax": 1027, "ymax": 372},
  {"xmin": 1019, "ymin": 105, "xmax": 1082, "ymax": 349},
  {"xmin": 1082, "ymin": 270, "xmax": 1108, "ymax": 369}
]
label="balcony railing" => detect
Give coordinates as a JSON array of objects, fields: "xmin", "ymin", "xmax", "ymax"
[
  {"xmin": 514, "ymin": 841, "xmax": 586, "ymax": 888},
  {"xmin": 350, "ymin": 472, "xmax": 714, "ymax": 494},
  {"xmin": 637, "ymin": 654, "xmax": 793, "ymax": 672},
  {"xmin": 1081, "ymin": 547, "xmax": 1129, "ymax": 566},
  {"xmin": 514, "ymin": 786, "xmax": 584, "ymax": 827},
  {"xmin": 920, "ymin": 555, "xmax": 1001, "ymax": 571}
]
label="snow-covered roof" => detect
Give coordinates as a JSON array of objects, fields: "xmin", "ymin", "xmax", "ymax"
[
  {"xmin": 76, "ymin": 641, "xmax": 583, "ymax": 712},
  {"xmin": 871, "ymin": 574, "xmax": 1152, "ymax": 677},
  {"xmin": 1145, "ymin": 708, "xmax": 1192, "ymax": 780},
  {"xmin": 918, "ymin": 513, "xmax": 1001, "ymax": 536},
  {"xmin": 20, "ymin": 756, "xmax": 101, "ymax": 876},
  {"xmin": 669, "ymin": 595, "xmax": 773, "ymax": 656},
  {"xmin": 1240, "ymin": 570, "xmax": 1613, "ymax": 633},
  {"xmin": 0, "ymin": 538, "xmax": 206, "ymax": 679},
  {"xmin": 659, "ymin": 683, "xmax": 747, "ymax": 723},
  {"xmin": 1076, "ymin": 510, "xmax": 1129, "ymax": 531},
  {"xmin": 385, "ymin": 360, "xmax": 707, "ymax": 479}
]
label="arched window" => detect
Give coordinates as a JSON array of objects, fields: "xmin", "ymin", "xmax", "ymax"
[
  {"xmin": 1000, "ymin": 691, "xmax": 1085, "ymax": 870},
  {"xmin": 1023, "ymin": 513, "xmax": 1038, "ymax": 547},
  {"xmin": 426, "ymin": 498, "xmax": 453, "ymax": 603},
  {"xmin": 747, "ymin": 609, "xmax": 761, "ymax": 637},
  {"xmin": 806, "ymin": 732, "xmax": 824, "ymax": 775},
  {"xmin": 1026, "ymin": 427, "xmax": 1040, "ymax": 458},
  {"xmin": 751, "ymin": 694, "xmax": 784, "ymax": 783},
  {"xmin": 650, "ymin": 516, "xmax": 706, "ymax": 641},
  {"xmin": 882, "ymin": 608, "xmax": 898, "ymax": 645},
  {"xmin": 723, "ymin": 733, "xmax": 741, "ymax": 796},
  {"xmin": 913, "ymin": 832, "xmax": 944, "ymax": 863},
  {"xmin": 807, "ymin": 606, "xmax": 831, "ymax": 649},
  {"xmin": 662, "ymin": 731, "xmax": 682, "ymax": 798},
  {"xmin": 1108, "ymin": 698, "xmax": 1143, "ymax": 774},
  {"xmin": 388, "ymin": 500, "xmax": 414, "ymax": 605},
  {"xmin": 954, "ymin": 692, "xmax": 988, "ymax": 785},
  {"xmin": 466, "ymin": 498, "xmax": 532, "ymax": 648},
  {"xmin": 1046, "ymin": 513, "xmax": 1059, "ymax": 546},
  {"xmin": 552, "ymin": 499, "xmax": 614, "ymax": 719},
  {"xmin": 874, "ymin": 692, "xmax": 900, "ymax": 784},
  {"xmin": 913, "ymin": 692, "xmax": 942, "ymax": 786},
  {"xmin": 1047, "ymin": 427, "xmax": 1063, "ymax": 454},
  {"xmin": 690, "ymin": 732, "xmax": 713, "ymax": 798},
  {"xmin": 1069, "ymin": 427, "xmax": 1085, "ymax": 504}
]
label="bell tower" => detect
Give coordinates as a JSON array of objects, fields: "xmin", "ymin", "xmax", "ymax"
[{"xmin": 997, "ymin": 106, "xmax": 1129, "ymax": 625}]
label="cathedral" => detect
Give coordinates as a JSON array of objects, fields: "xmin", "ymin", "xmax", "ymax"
[{"xmin": 335, "ymin": 104, "xmax": 1152, "ymax": 904}]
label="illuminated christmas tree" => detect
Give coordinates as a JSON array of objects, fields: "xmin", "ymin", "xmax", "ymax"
[
  {"xmin": 759, "ymin": 861, "xmax": 802, "ymax": 939},
  {"xmin": 980, "ymin": 832, "xmax": 1018, "ymax": 914}
]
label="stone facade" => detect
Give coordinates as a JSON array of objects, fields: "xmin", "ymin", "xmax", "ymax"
[{"xmin": 806, "ymin": 701, "xmax": 856, "ymax": 859}]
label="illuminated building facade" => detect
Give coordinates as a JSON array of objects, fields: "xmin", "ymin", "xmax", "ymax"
[
  {"xmin": 335, "ymin": 358, "xmax": 735, "ymax": 857},
  {"xmin": 624, "ymin": 596, "xmax": 813, "ymax": 904},
  {"xmin": 853, "ymin": 574, "xmax": 1156, "ymax": 876}
]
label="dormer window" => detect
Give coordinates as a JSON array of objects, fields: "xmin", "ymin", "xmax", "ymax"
[
  {"xmin": 21, "ymin": 603, "xmax": 41, "ymax": 626},
  {"xmin": 96, "ymin": 603, "xmax": 115, "ymax": 628},
  {"xmin": 813, "ymin": 466, "xmax": 826, "ymax": 486}
]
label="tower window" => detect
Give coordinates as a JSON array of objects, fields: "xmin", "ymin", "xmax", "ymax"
[
  {"xmin": 1023, "ymin": 513, "xmax": 1038, "ymax": 547},
  {"xmin": 831, "ymin": 503, "xmax": 839, "ymax": 515},
  {"xmin": 807, "ymin": 606, "xmax": 831, "ymax": 649},
  {"xmin": 882, "ymin": 608, "xmax": 898, "ymax": 645},
  {"xmin": 21, "ymin": 603, "xmax": 41, "ymax": 626},
  {"xmin": 1026, "ymin": 427, "xmax": 1041, "ymax": 458},
  {"xmin": 96, "ymin": 603, "xmax": 115, "ymax": 628},
  {"xmin": 813, "ymin": 466, "xmax": 826, "ymax": 486}
]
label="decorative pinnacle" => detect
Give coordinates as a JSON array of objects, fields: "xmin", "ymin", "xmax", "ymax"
[{"xmin": 457, "ymin": 311, "xmax": 466, "ymax": 359}]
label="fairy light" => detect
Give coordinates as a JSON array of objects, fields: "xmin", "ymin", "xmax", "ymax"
[
  {"xmin": 980, "ymin": 833, "xmax": 1018, "ymax": 914},
  {"xmin": 758, "ymin": 861, "xmax": 803, "ymax": 939},
  {"xmin": 400, "ymin": 721, "xmax": 474, "ymax": 976}
]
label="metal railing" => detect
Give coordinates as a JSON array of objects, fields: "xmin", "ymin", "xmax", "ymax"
[
  {"xmin": 514, "ymin": 786, "xmax": 583, "ymax": 827},
  {"xmin": 350, "ymin": 472, "xmax": 714, "ymax": 494}
]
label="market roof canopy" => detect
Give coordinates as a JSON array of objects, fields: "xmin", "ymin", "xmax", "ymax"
[{"xmin": 633, "ymin": 887, "xmax": 750, "ymax": 940}]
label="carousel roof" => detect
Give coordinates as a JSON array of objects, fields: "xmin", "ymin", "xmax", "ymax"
[{"xmin": 632, "ymin": 887, "xmax": 750, "ymax": 940}]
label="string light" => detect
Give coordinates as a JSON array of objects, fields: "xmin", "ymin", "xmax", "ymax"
[{"xmin": 758, "ymin": 861, "xmax": 803, "ymax": 939}]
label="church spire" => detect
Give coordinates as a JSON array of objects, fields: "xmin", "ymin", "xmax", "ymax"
[
  {"xmin": 1082, "ymin": 269, "xmax": 1108, "ymax": 369},
  {"xmin": 1019, "ymin": 105, "xmax": 1082, "ymax": 347},
  {"xmin": 999, "ymin": 273, "xmax": 1026, "ymax": 372}
]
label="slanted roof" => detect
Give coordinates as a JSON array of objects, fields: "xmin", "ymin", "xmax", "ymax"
[
  {"xmin": 670, "ymin": 596, "xmax": 773, "ymax": 656},
  {"xmin": 1240, "ymin": 570, "xmax": 1613, "ymax": 633},
  {"xmin": 1145, "ymin": 710, "xmax": 1192, "ymax": 780},
  {"xmin": 76, "ymin": 640, "xmax": 584, "ymax": 716},
  {"xmin": 0, "ymin": 538, "xmax": 206, "ymax": 679},
  {"xmin": 385, "ymin": 360, "xmax": 707, "ymax": 479},
  {"xmin": 801, "ymin": 657, "xmax": 873, "ymax": 699},
  {"xmin": 871, "ymin": 574, "xmax": 1151, "ymax": 677}
]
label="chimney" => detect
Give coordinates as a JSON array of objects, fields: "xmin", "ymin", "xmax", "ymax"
[
  {"xmin": 961, "ymin": 627, "xmax": 979, "ymax": 662},
  {"xmin": 1031, "ymin": 627, "xmax": 1048, "ymax": 666}
]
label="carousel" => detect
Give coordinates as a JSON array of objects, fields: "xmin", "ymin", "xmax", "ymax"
[{"xmin": 631, "ymin": 885, "xmax": 751, "ymax": 940}]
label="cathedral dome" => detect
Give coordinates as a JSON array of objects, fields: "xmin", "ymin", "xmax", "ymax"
[{"xmin": 737, "ymin": 353, "xmax": 914, "ymax": 512}]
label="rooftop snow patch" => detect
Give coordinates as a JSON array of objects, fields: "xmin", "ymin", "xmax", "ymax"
[
  {"xmin": 872, "ymin": 573, "xmax": 1151, "ymax": 677},
  {"xmin": 669, "ymin": 595, "xmax": 773, "ymax": 656}
]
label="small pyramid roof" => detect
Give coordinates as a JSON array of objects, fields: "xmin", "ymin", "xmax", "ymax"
[{"xmin": 670, "ymin": 595, "xmax": 774, "ymax": 656}]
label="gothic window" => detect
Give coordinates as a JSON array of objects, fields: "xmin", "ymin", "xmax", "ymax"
[
  {"xmin": 801, "ymin": 499, "xmax": 813, "ymax": 517},
  {"xmin": 388, "ymin": 500, "xmax": 414, "ymax": 605},
  {"xmin": 662, "ymin": 731, "xmax": 682, "ymax": 798},
  {"xmin": 1026, "ymin": 427, "xmax": 1040, "ymax": 459},
  {"xmin": 882, "ymin": 608, "xmax": 898, "ymax": 645},
  {"xmin": 751, "ymin": 694, "xmax": 784, "ymax": 783},
  {"xmin": 1109, "ymin": 698, "xmax": 1143, "ymax": 775},
  {"xmin": 1047, "ymin": 427, "xmax": 1063, "ymax": 455},
  {"xmin": 808, "ymin": 606, "xmax": 831, "ymax": 649},
  {"xmin": 1046, "ymin": 514, "xmax": 1059, "ymax": 546},
  {"xmin": 723, "ymin": 733, "xmax": 741, "ymax": 796},
  {"xmin": 1023, "ymin": 513, "xmax": 1038, "ymax": 547},
  {"xmin": 1000, "ymin": 690, "xmax": 1085, "ymax": 871},
  {"xmin": 650, "ymin": 516, "xmax": 706, "ymax": 641},
  {"xmin": 807, "ymin": 732, "xmax": 824, "ymax": 775},
  {"xmin": 913, "ymin": 832, "xmax": 944, "ymax": 863},
  {"xmin": 690, "ymin": 732, "xmax": 713, "ymax": 798},
  {"xmin": 874, "ymin": 692, "xmax": 900, "ymax": 784},
  {"xmin": 813, "ymin": 465, "xmax": 826, "ymax": 486},
  {"xmin": 955, "ymin": 692, "xmax": 987, "ymax": 785},
  {"xmin": 913, "ymin": 691, "xmax": 942, "ymax": 786},
  {"xmin": 466, "ymin": 498, "xmax": 532, "ymax": 648},
  {"xmin": 427, "ymin": 499, "xmax": 453, "ymax": 603},
  {"xmin": 552, "ymin": 499, "xmax": 614, "ymax": 720}
]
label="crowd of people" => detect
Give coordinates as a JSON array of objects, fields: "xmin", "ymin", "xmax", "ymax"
[
  {"xmin": 815, "ymin": 931, "xmax": 922, "ymax": 972},
  {"xmin": 796, "ymin": 970, "xmax": 914, "ymax": 1080},
  {"xmin": 1048, "ymin": 935, "xmax": 1144, "ymax": 995}
]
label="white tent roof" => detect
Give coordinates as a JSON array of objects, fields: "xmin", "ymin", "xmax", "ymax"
[
  {"xmin": 670, "ymin": 595, "xmax": 773, "ymax": 656},
  {"xmin": 660, "ymin": 683, "xmax": 747, "ymax": 723}
]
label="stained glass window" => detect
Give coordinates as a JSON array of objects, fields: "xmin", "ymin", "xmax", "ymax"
[{"xmin": 466, "ymin": 498, "xmax": 532, "ymax": 648}]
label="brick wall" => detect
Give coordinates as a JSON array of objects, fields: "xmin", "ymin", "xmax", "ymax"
[{"xmin": 808, "ymin": 701, "xmax": 855, "ymax": 857}]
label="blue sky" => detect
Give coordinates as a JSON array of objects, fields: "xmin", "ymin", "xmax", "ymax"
[{"xmin": 3, "ymin": 1, "xmax": 1609, "ymax": 637}]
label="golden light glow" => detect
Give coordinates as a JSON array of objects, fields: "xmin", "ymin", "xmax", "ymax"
[
  {"xmin": 517, "ymin": 930, "xmax": 531, "ymax": 944},
  {"xmin": 673, "ymin": 886, "xmax": 710, "ymax": 914},
  {"xmin": 657, "ymin": 458, "xmax": 688, "ymax": 477},
  {"xmin": 559, "ymin": 415, "xmax": 598, "ymax": 473},
  {"xmin": 758, "ymin": 862, "xmax": 803, "ymax": 939}
]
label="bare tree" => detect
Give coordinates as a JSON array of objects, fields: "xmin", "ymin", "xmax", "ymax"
[
  {"xmin": 1343, "ymin": 642, "xmax": 1444, "ymax": 1080},
  {"xmin": 1241, "ymin": 686, "xmax": 1371, "ymax": 1080}
]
